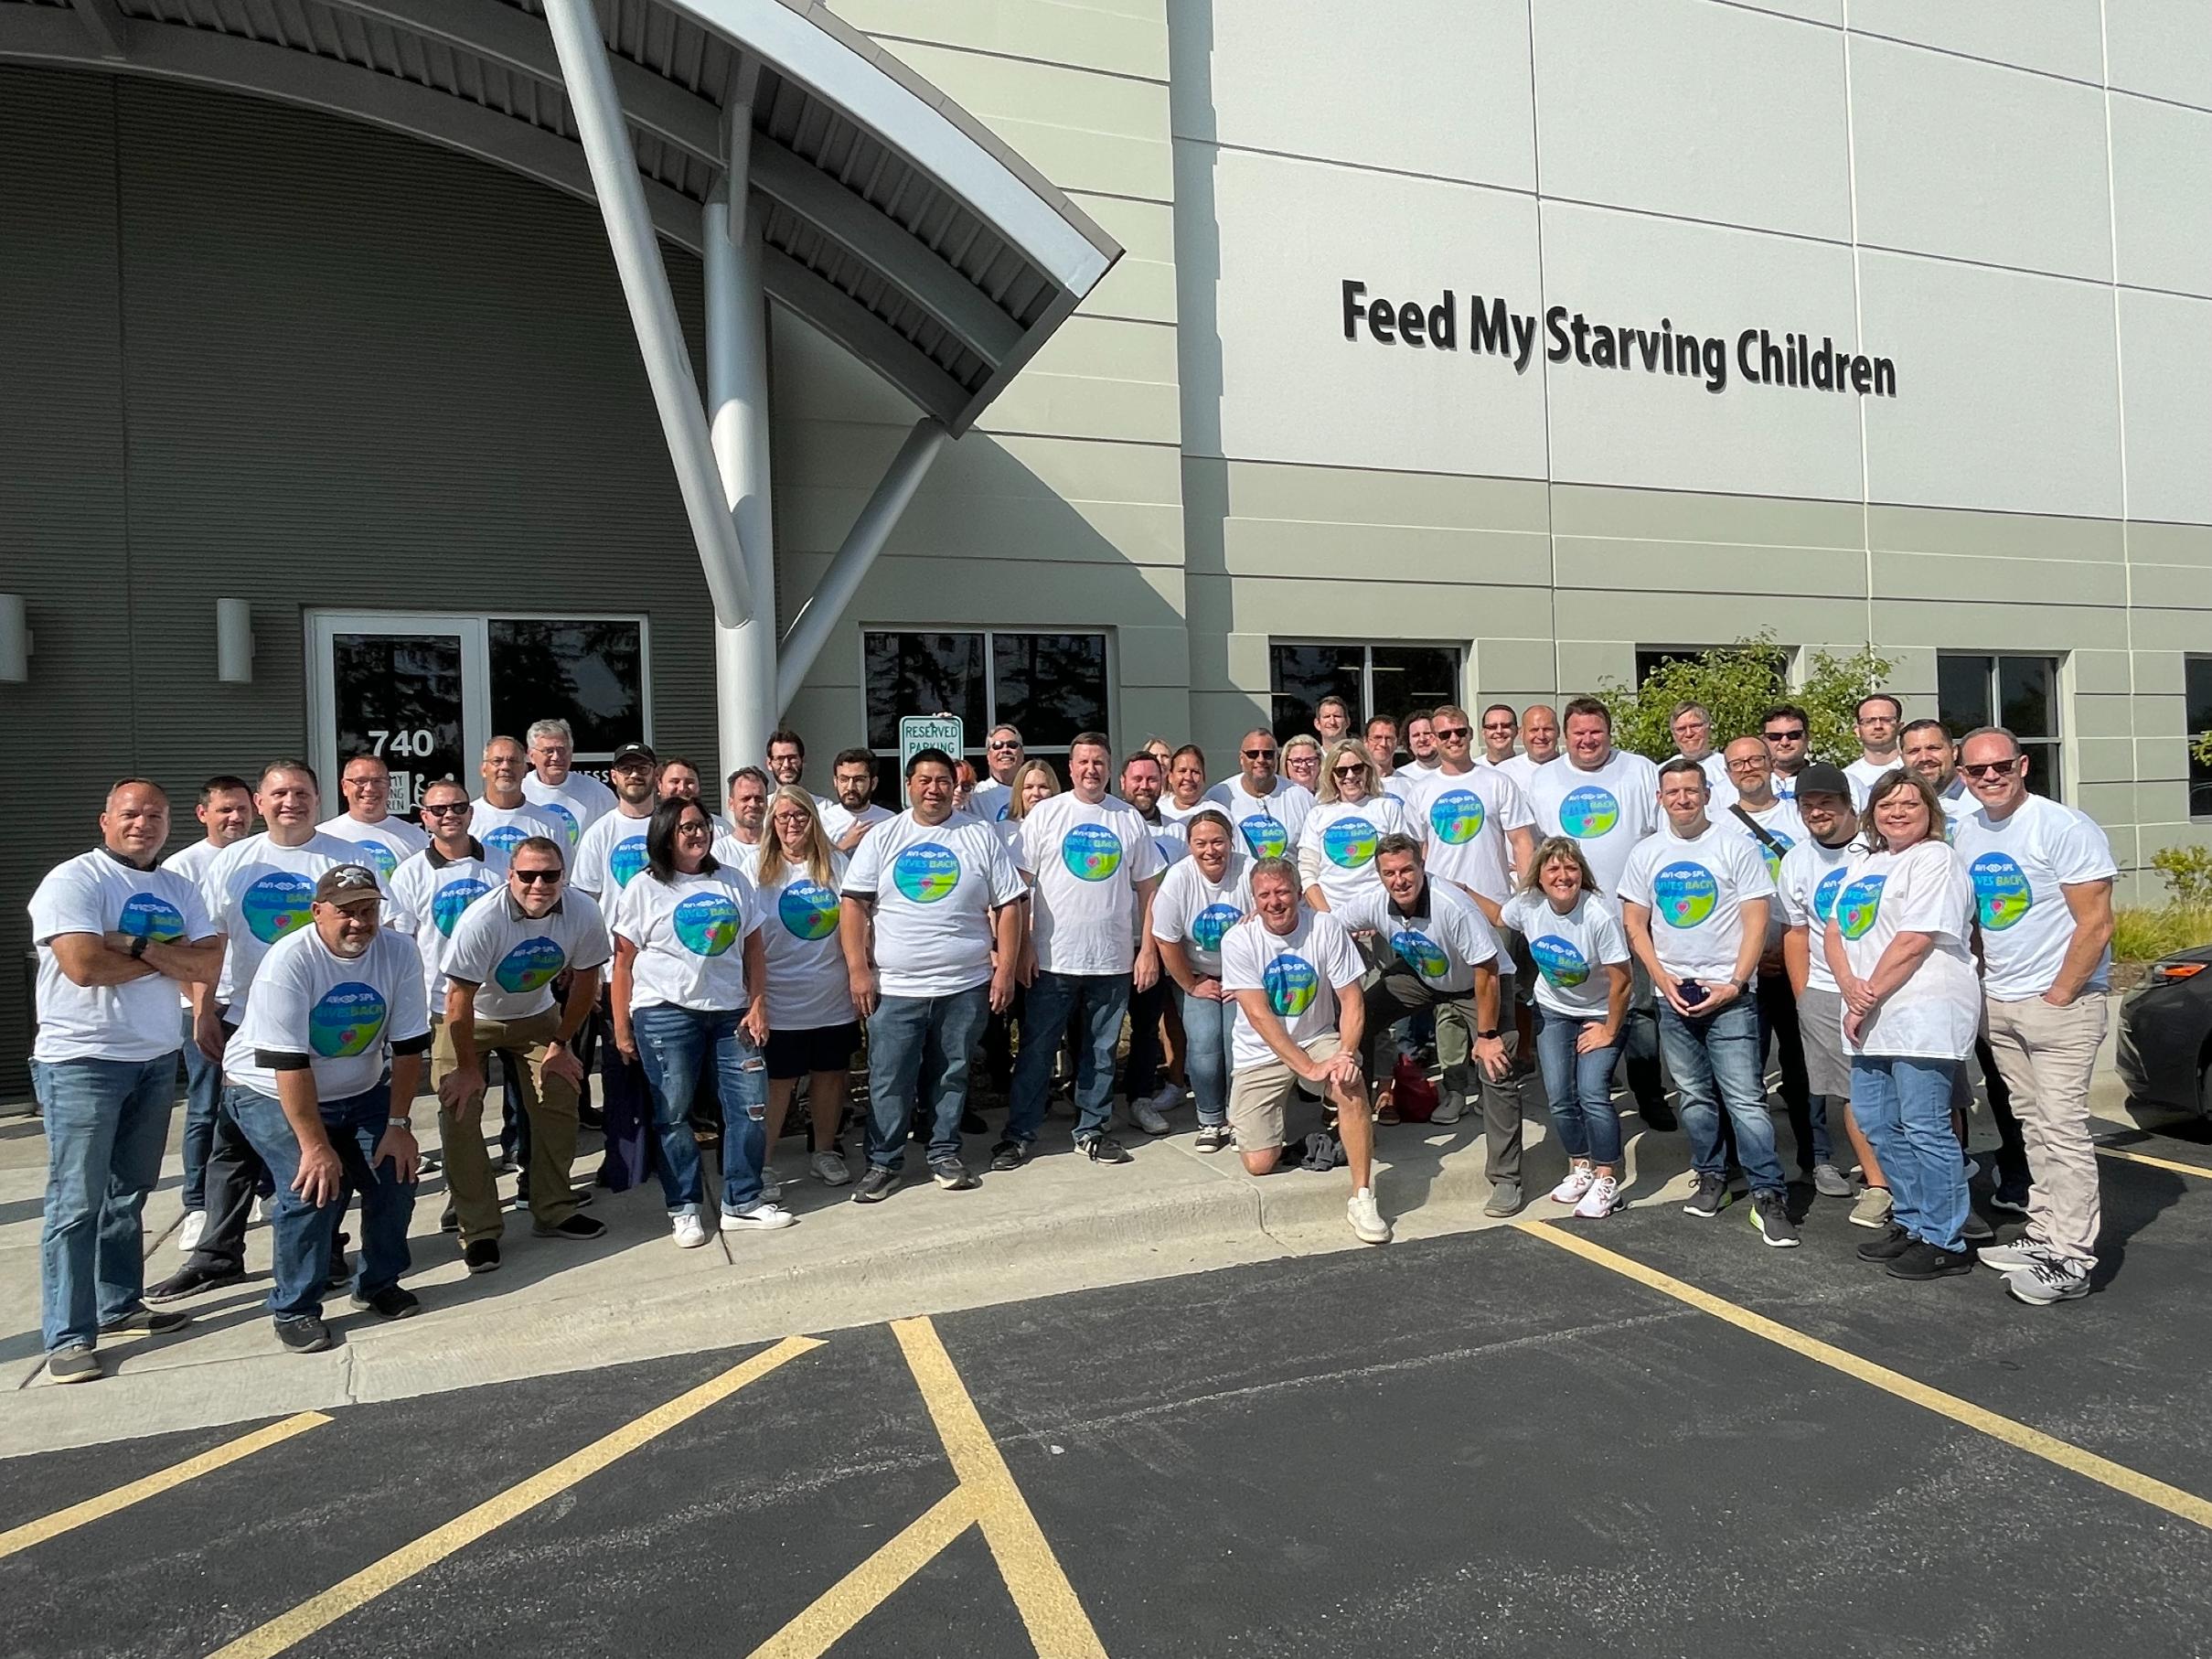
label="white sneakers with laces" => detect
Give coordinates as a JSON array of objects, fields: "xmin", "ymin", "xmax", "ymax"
[
  {"xmin": 1550, "ymin": 1164, "xmax": 1597, "ymax": 1204},
  {"xmin": 177, "ymin": 1209, "xmax": 208, "ymax": 1254},
  {"xmin": 721, "ymin": 1202, "xmax": 796, "ymax": 1232},
  {"xmin": 1574, "ymin": 1173, "xmax": 1622, "ymax": 1219},
  {"xmin": 671, "ymin": 1210, "xmax": 707, "ymax": 1249},
  {"xmin": 1347, "ymin": 1187, "xmax": 1391, "ymax": 1245}
]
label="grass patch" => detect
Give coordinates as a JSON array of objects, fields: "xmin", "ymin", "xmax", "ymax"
[{"xmin": 2114, "ymin": 904, "xmax": 2212, "ymax": 964}]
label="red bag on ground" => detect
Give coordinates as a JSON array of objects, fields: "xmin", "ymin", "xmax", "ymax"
[{"xmin": 1391, "ymin": 1055, "xmax": 1438, "ymax": 1123}]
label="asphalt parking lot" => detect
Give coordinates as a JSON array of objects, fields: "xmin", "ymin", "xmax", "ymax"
[{"xmin": 5, "ymin": 1126, "xmax": 2212, "ymax": 1659}]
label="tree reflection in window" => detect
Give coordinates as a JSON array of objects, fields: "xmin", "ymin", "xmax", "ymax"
[{"xmin": 489, "ymin": 620, "xmax": 643, "ymax": 756}]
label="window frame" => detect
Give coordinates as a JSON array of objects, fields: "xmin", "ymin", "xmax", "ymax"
[
  {"xmin": 1266, "ymin": 637, "xmax": 1468, "ymax": 742},
  {"xmin": 2186, "ymin": 653, "xmax": 2212, "ymax": 822},
  {"xmin": 858, "ymin": 625, "xmax": 1116, "ymax": 797},
  {"xmin": 1936, "ymin": 650, "xmax": 2065, "ymax": 802}
]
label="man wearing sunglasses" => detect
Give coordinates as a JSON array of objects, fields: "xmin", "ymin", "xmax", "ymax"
[
  {"xmin": 967, "ymin": 725, "xmax": 1025, "ymax": 824},
  {"xmin": 1474, "ymin": 704, "xmax": 1521, "ymax": 772},
  {"xmin": 1205, "ymin": 729, "xmax": 1314, "ymax": 861},
  {"xmin": 1954, "ymin": 728, "xmax": 2116, "ymax": 1306},
  {"xmin": 388, "ymin": 781, "xmax": 504, "ymax": 1042},
  {"xmin": 1759, "ymin": 703, "xmax": 1813, "ymax": 802}
]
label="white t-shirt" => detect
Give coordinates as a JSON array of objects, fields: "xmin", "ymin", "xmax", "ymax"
[
  {"xmin": 161, "ymin": 838, "xmax": 231, "ymax": 1011},
  {"xmin": 1377, "ymin": 772, "xmax": 1420, "ymax": 806},
  {"xmin": 1202, "ymin": 776, "xmax": 1314, "ymax": 862},
  {"xmin": 1953, "ymin": 793, "xmax": 2119, "ymax": 1001},
  {"xmin": 967, "ymin": 778, "xmax": 1017, "ymax": 824},
  {"xmin": 387, "ymin": 842, "xmax": 507, "ymax": 1008},
  {"xmin": 524, "ymin": 770, "xmax": 618, "ymax": 850},
  {"xmin": 30, "ymin": 851, "xmax": 215, "ymax": 1063},
  {"xmin": 1494, "ymin": 753, "xmax": 1555, "ymax": 794},
  {"xmin": 1150, "ymin": 855, "xmax": 1254, "ymax": 979},
  {"xmin": 1771, "ymin": 767, "xmax": 1802, "ymax": 804},
  {"xmin": 1298, "ymin": 794, "xmax": 1410, "ymax": 907},
  {"xmin": 613, "ymin": 866, "xmax": 762, "ymax": 1013},
  {"xmin": 469, "ymin": 797, "xmax": 568, "ymax": 862},
  {"xmin": 1333, "ymin": 881, "xmax": 1500, "ymax": 997},
  {"xmin": 1618, "ymin": 819, "xmax": 1776, "ymax": 982},
  {"xmin": 571, "ymin": 807, "xmax": 656, "ymax": 910},
  {"xmin": 442, "ymin": 889, "xmax": 612, "ymax": 1022},
  {"xmin": 1219, "ymin": 908, "xmax": 1366, "ymax": 1074},
  {"xmin": 820, "ymin": 800, "xmax": 894, "ymax": 845},
  {"xmin": 1844, "ymin": 755, "xmax": 1901, "ymax": 809},
  {"xmin": 1726, "ymin": 797, "xmax": 1806, "ymax": 883},
  {"xmin": 1776, "ymin": 834, "xmax": 1859, "ymax": 996},
  {"xmin": 1158, "ymin": 794, "xmax": 1211, "ymax": 825},
  {"xmin": 1526, "ymin": 751, "xmax": 1662, "ymax": 897},
  {"xmin": 1016, "ymin": 792, "xmax": 1168, "ymax": 977},
  {"xmin": 1500, "ymin": 888, "xmax": 1631, "ymax": 1019},
  {"xmin": 1833, "ymin": 840, "xmax": 1980, "ymax": 1060},
  {"xmin": 751, "ymin": 846, "xmax": 856, "ymax": 1032},
  {"xmin": 315, "ymin": 813, "xmax": 428, "ymax": 883},
  {"xmin": 1406, "ymin": 765, "xmax": 1536, "ymax": 917},
  {"xmin": 202, "ymin": 831, "xmax": 376, "ymax": 1007},
  {"xmin": 844, "ymin": 810, "xmax": 1027, "ymax": 999},
  {"xmin": 710, "ymin": 829, "xmax": 765, "ymax": 866},
  {"xmin": 224, "ymin": 925, "xmax": 428, "ymax": 1101}
]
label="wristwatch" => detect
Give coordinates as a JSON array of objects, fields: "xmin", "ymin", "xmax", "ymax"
[
  {"xmin": 129, "ymin": 935, "xmax": 149, "ymax": 960},
  {"xmin": 1477, "ymin": 1028, "xmax": 1501, "ymax": 1041},
  {"xmin": 387, "ymin": 1118, "xmax": 414, "ymax": 1132}
]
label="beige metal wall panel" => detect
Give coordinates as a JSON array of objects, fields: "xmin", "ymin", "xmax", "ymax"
[
  {"xmin": 2074, "ymin": 649, "xmax": 2135, "ymax": 695},
  {"xmin": 1872, "ymin": 598, "xmax": 2131, "ymax": 651},
  {"xmin": 1849, "ymin": 0, "xmax": 2106, "ymax": 82},
  {"xmin": 2128, "ymin": 523, "xmax": 2212, "ymax": 570},
  {"xmin": 827, "ymin": 0, "xmax": 1168, "ymax": 80},
  {"xmin": 2109, "ymin": 94, "xmax": 2212, "ymax": 298},
  {"xmin": 1864, "ymin": 504, "xmax": 2126, "ymax": 562},
  {"xmin": 1532, "ymin": 0, "xmax": 1851, "ymax": 241},
  {"xmin": 1555, "ymin": 536, "xmax": 1868, "ymax": 601},
  {"xmin": 1473, "ymin": 639, "xmax": 1562, "ymax": 697},
  {"xmin": 977, "ymin": 314, "xmax": 1181, "ymax": 446},
  {"xmin": 1870, "ymin": 551, "xmax": 2129, "ymax": 608},
  {"xmin": 2120, "ymin": 291, "xmax": 2212, "ymax": 526},
  {"xmin": 1551, "ymin": 485, "xmax": 1863, "ymax": 548},
  {"xmin": 1069, "ymin": 195, "xmax": 1177, "ymax": 325},
  {"xmin": 2106, "ymin": 0, "xmax": 2212, "ymax": 109}
]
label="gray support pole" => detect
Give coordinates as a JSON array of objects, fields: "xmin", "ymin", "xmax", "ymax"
[
  {"xmin": 776, "ymin": 417, "xmax": 949, "ymax": 714},
  {"xmin": 542, "ymin": 0, "xmax": 751, "ymax": 634},
  {"xmin": 705, "ymin": 96, "xmax": 777, "ymax": 789}
]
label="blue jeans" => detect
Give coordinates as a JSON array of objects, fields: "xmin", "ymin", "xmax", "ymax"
[
  {"xmin": 34, "ymin": 1055, "xmax": 176, "ymax": 1352},
  {"xmin": 1658, "ymin": 997, "xmax": 1786, "ymax": 1194},
  {"xmin": 865, "ymin": 987, "xmax": 991, "ymax": 1169},
  {"xmin": 1851, "ymin": 1055, "xmax": 1968, "ymax": 1252},
  {"xmin": 1534, "ymin": 1009, "xmax": 1624, "ymax": 1166},
  {"xmin": 1175, "ymin": 986, "xmax": 1235, "ymax": 1127},
  {"xmin": 179, "ymin": 1007, "xmax": 222, "ymax": 1212},
  {"xmin": 232, "ymin": 1081, "xmax": 416, "ymax": 1319},
  {"xmin": 632, "ymin": 1004, "xmax": 769, "ymax": 1213},
  {"xmin": 1009, "ymin": 970, "xmax": 1133, "ymax": 1141}
]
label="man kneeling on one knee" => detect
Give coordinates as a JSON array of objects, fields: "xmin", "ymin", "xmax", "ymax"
[{"xmin": 1219, "ymin": 857, "xmax": 1390, "ymax": 1246}]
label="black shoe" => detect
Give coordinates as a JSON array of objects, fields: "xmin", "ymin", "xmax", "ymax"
[
  {"xmin": 960, "ymin": 1108, "xmax": 988, "ymax": 1135},
  {"xmin": 1077, "ymin": 1132, "xmax": 1131, "ymax": 1165},
  {"xmin": 1855, "ymin": 1222, "xmax": 1916, "ymax": 1262},
  {"xmin": 326, "ymin": 1251, "xmax": 353, "ymax": 1290},
  {"xmin": 931, "ymin": 1158, "xmax": 979, "ymax": 1191},
  {"xmin": 1749, "ymin": 1190, "xmax": 1800, "ymax": 1247},
  {"xmin": 440, "ymin": 1205, "xmax": 460, "ymax": 1235},
  {"xmin": 47, "ymin": 1343, "xmax": 100, "ymax": 1384},
  {"xmin": 1682, "ymin": 1174, "xmax": 1729, "ymax": 1218},
  {"xmin": 532, "ymin": 1213, "xmax": 608, "ymax": 1240},
  {"xmin": 1639, "ymin": 1097, "xmax": 1678, "ymax": 1131},
  {"xmin": 851, "ymin": 1165, "xmax": 899, "ymax": 1204},
  {"xmin": 578, "ymin": 1104, "xmax": 605, "ymax": 1131},
  {"xmin": 100, "ymin": 1306, "xmax": 191, "ymax": 1336},
  {"xmin": 1888, "ymin": 1240, "xmax": 1975, "ymax": 1281},
  {"xmin": 274, "ymin": 1313, "xmax": 334, "ymax": 1354},
  {"xmin": 1989, "ymin": 1183, "xmax": 2031, "ymax": 1216},
  {"xmin": 463, "ymin": 1239, "xmax": 501, "ymax": 1275},
  {"xmin": 347, "ymin": 1286, "xmax": 422, "ymax": 1320},
  {"xmin": 988, "ymin": 1138, "xmax": 1030, "ymax": 1172},
  {"xmin": 146, "ymin": 1261, "xmax": 244, "ymax": 1302}
]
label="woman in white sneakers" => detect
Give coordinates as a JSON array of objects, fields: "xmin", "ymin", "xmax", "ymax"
[
  {"xmin": 753, "ymin": 787, "xmax": 858, "ymax": 1192},
  {"xmin": 1151, "ymin": 808, "xmax": 1252, "ymax": 1153},
  {"xmin": 1501, "ymin": 837, "xmax": 1632, "ymax": 1218},
  {"xmin": 611, "ymin": 797, "xmax": 792, "ymax": 1247}
]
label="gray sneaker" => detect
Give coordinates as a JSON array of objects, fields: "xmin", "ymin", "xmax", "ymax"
[
  {"xmin": 1848, "ymin": 1186, "xmax": 1894, "ymax": 1229},
  {"xmin": 1980, "ymin": 1237, "xmax": 2057, "ymax": 1274},
  {"xmin": 1811, "ymin": 1161, "xmax": 1853, "ymax": 1199},
  {"xmin": 47, "ymin": 1343, "xmax": 100, "ymax": 1384},
  {"xmin": 1130, "ymin": 1097, "xmax": 1171, "ymax": 1136},
  {"xmin": 2006, "ymin": 1255, "xmax": 2091, "ymax": 1305},
  {"xmin": 1429, "ymin": 1090, "xmax": 1465, "ymax": 1126},
  {"xmin": 1683, "ymin": 1174, "xmax": 1730, "ymax": 1219},
  {"xmin": 810, "ymin": 1151, "xmax": 852, "ymax": 1187},
  {"xmin": 1483, "ymin": 1180, "xmax": 1523, "ymax": 1218}
]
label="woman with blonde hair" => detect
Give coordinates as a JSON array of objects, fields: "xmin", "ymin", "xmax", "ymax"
[
  {"xmin": 999, "ymin": 758, "xmax": 1060, "ymax": 841},
  {"xmin": 752, "ymin": 787, "xmax": 859, "ymax": 1191},
  {"xmin": 1298, "ymin": 739, "xmax": 1408, "ymax": 909},
  {"xmin": 1280, "ymin": 733, "xmax": 1323, "ymax": 796}
]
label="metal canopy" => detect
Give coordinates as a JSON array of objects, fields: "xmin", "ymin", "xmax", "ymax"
[{"xmin": 0, "ymin": 0, "xmax": 1121, "ymax": 433}]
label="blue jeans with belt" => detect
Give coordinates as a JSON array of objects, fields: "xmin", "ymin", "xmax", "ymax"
[
  {"xmin": 231, "ymin": 1079, "xmax": 416, "ymax": 1319},
  {"xmin": 631, "ymin": 1004, "xmax": 770, "ymax": 1214},
  {"xmin": 34, "ymin": 1054, "xmax": 177, "ymax": 1352}
]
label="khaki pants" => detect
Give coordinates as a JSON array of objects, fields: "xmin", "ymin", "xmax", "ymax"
[
  {"xmin": 433, "ymin": 1010, "xmax": 579, "ymax": 1244},
  {"xmin": 1982, "ymin": 994, "xmax": 2106, "ymax": 1265}
]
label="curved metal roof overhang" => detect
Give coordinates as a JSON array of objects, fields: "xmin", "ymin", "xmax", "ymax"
[{"xmin": 0, "ymin": 0, "xmax": 1121, "ymax": 434}]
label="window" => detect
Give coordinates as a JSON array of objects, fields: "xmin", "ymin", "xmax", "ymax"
[
  {"xmin": 1268, "ymin": 641, "xmax": 1464, "ymax": 741},
  {"xmin": 488, "ymin": 618, "xmax": 647, "ymax": 760},
  {"xmin": 2187, "ymin": 657, "xmax": 2212, "ymax": 819},
  {"xmin": 1634, "ymin": 646, "xmax": 1723, "ymax": 683},
  {"xmin": 1939, "ymin": 652, "xmax": 2062, "ymax": 799},
  {"xmin": 862, "ymin": 629, "xmax": 1109, "ymax": 804}
]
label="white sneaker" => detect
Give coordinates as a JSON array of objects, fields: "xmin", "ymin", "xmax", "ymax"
[
  {"xmin": 1549, "ymin": 1163, "xmax": 1597, "ymax": 1204},
  {"xmin": 1979, "ymin": 1238, "xmax": 2057, "ymax": 1274},
  {"xmin": 811, "ymin": 1150, "xmax": 852, "ymax": 1187},
  {"xmin": 760, "ymin": 1164, "xmax": 783, "ymax": 1202},
  {"xmin": 1347, "ymin": 1186, "xmax": 1392, "ymax": 1245},
  {"xmin": 177, "ymin": 1209, "xmax": 208, "ymax": 1254},
  {"xmin": 721, "ymin": 1202, "xmax": 796, "ymax": 1232},
  {"xmin": 249, "ymin": 1197, "xmax": 265, "ymax": 1226},
  {"xmin": 1429, "ymin": 1090, "xmax": 1464, "ymax": 1126},
  {"xmin": 1573, "ymin": 1173, "xmax": 1622, "ymax": 1219},
  {"xmin": 1131, "ymin": 1097, "xmax": 1170, "ymax": 1136},
  {"xmin": 671, "ymin": 1210, "xmax": 708, "ymax": 1249}
]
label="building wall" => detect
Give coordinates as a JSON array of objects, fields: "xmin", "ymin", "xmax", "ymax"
[{"xmin": 1167, "ymin": 0, "xmax": 2212, "ymax": 895}]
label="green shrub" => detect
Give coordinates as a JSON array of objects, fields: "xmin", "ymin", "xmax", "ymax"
[
  {"xmin": 1596, "ymin": 632, "xmax": 1895, "ymax": 764},
  {"xmin": 2113, "ymin": 904, "xmax": 2212, "ymax": 964},
  {"xmin": 2151, "ymin": 845, "xmax": 2212, "ymax": 908}
]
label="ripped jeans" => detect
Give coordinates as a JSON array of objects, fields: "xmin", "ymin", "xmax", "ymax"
[{"xmin": 631, "ymin": 1004, "xmax": 770, "ymax": 1215}]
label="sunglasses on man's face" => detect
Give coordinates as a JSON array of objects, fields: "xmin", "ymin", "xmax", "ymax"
[
  {"xmin": 1763, "ymin": 728, "xmax": 1807, "ymax": 743},
  {"xmin": 1432, "ymin": 726, "xmax": 1471, "ymax": 741},
  {"xmin": 423, "ymin": 802, "xmax": 470, "ymax": 817},
  {"xmin": 1243, "ymin": 748, "xmax": 1276, "ymax": 760},
  {"xmin": 512, "ymin": 869, "xmax": 562, "ymax": 885},
  {"xmin": 1961, "ymin": 759, "xmax": 2022, "ymax": 779}
]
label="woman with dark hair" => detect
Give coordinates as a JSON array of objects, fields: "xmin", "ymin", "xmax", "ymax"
[
  {"xmin": 1825, "ymin": 769, "xmax": 1978, "ymax": 1281},
  {"xmin": 610, "ymin": 796, "xmax": 789, "ymax": 1248}
]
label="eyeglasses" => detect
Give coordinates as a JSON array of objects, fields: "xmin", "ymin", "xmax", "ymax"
[
  {"xmin": 1763, "ymin": 728, "xmax": 1807, "ymax": 742},
  {"xmin": 1961, "ymin": 758, "xmax": 2022, "ymax": 779},
  {"xmin": 1331, "ymin": 765, "xmax": 1365, "ymax": 778},
  {"xmin": 512, "ymin": 869, "xmax": 562, "ymax": 885},
  {"xmin": 1243, "ymin": 748, "xmax": 1276, "ymax": 759},
  {"xmin": 676, "ymin": 820, "xmax": 712, "ymax": 836},
  {"xmin": 988, "ymin": 740, "xmax": 1021, "ymax": 752},
  {"xmin": 423, "ymin": 803, "xmax": 470, "ymax": 817},
  {"xmin": 1432, "ymin": 726, "xmax": 1471, "ymax": 741}
]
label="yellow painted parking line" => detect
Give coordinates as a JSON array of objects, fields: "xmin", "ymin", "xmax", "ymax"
[
  {"xmin": 748, "ymin": 1487, "xmax": 982, "ymax": 1658},
  {"xmin": 209, "ymin": 1335, "xmax": 821, "ymax": 1659},
  {"xmin": 1517, "ymin": 1221, "xmax": 2212, "ymax": 1530},
  {"xmin": 2096, "ymin": 1144, "xmax": 2212, "ymax": 1180},
  {"xmin": 0, "ymin": 1412, "xmax": 329, "ymax": 1562}
]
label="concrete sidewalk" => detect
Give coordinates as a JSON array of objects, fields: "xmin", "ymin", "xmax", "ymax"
[{"xmin": 0, "ymin": 997, "xmax": 2141, "ymax": 1456}]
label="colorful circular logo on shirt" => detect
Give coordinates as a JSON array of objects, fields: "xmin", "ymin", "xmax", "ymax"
[
  {"xmin": 1838, "ymin": 875, "xmax": 1886, "ymax": 941},
  {"xmin": 241, "ymin": 872, "xmax": 315, "ymax": 944},
  {"xmin": 1062, "ymin": 823, "xmax": 1125, "ymax": 883},
  {"xmin": 119, "ymin": 892, "xmax": 186, "ymax": 943},
  {"xmin": 609, "ymin": 835, "xmax": 649, "ymax": 889},
  {"xmin": 1389, "ymin": 928, "xmax": 1450, "ymax": 981},
  {"xmin": 1558, "ymin": 786, "xmax": 1620, "ymax": 840},
  {"xmin": 778, "ymin": 881, "xmax": 840, "ymax": 941},
  {"xmin": 482, "ymin": 824, "xmax": 529, "ymax": 855},
  {"xmin": 1238, "ymin": 814, "xmax": 1288, "ymax": 859},
  {"xmin": 1427, "ymin": 789, "xmax": 1486, "ymax": 846},
  {"xmin": 1811, "ymin": 866, "xmax": 1847, "ymax": 926},
  {"xmin": 1754, "ymin": 829, "xmax": 1794, "ymax": 879},
  {"xmin": 538, "ymin": 801, "xmax": 581, "ymax": 846},
  {"xmin": 308, "ymin": 981, "xmax": 388, "ymax": 1058},
  {"xmin": 1262, "ymin": 952, "xmax": 1319, "ymax": 1018},
  {"xmin": 892, "ymin": 843, "xmax": 961, "ymax": 904},
  {"xmin": 1191, "ymin": 903, "xmax": 1243, "ymax": 954},
  {"xmin": 1970, "ymin": 853, "xmax": 2033, "ymax": 932},
  {"xmin": 494, "ymin": 936, "xmax": 567, "ymax": 993},
  {"xmin": 1651, "ymin": 862, "xmax": 1718, "ymax": 928},
  {"xmin": 1530, "ymin": 935, "xmax": 1591, "ymax": 989},
  {"xmin": 1323, "ymin": 816, "xmax": 1380, "ymax": 869},
  {"xmin": 673, "ymin": 892, "xmax": 742, "ymax": 957},
  {"xmin": 432, "ymin": 877, "xmax": 492, "ymax": 937},
  {"xmin": 353, "ymin": 840, "xmax": 399, "ymax": 879}
]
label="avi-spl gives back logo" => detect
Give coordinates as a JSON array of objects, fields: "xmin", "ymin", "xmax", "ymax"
[
  {"xmin": 673, "ymin": 892, "xmax": 742, "ymax": 957},
  {"xmin": 1322, "ymin": 816, "xmax": 1380, "ymax": 869},
  {"xmin": 495, "ymin": 936, "xmax": 567, "ymax": 993},
  {"xmin": 1529, "ymin": 935, "xmax": 1592, "ymax": 989},
  {"xmin": 778, "ymin": 880, "xmax": 841, "ymax": 941},
  {"xmin": 1427, "ymin": 790, "xmax": 1486, "ymax": 846},
  {"xmin": 1970, "ymin": 853, "xmax": 2033, "ymax": 931},
  {"xmin": 241, "ymin": 872, "xmax": 316, "ymax": 944},
  {"xmin": 1557, "ymin": 786, "xmax": 1619, "ymax": 839},
  {"xmin": 309, "ymin": 981, "xmax": 388, "ymax": 1058},
  {"xmin": 1061, "ymin": 823, "xmax": 1126, "ymax": 883},
  {"xmin": 1837, "ymin": 875, "xmax": 1886, "ymax": 941},
  {"xmin": 892, "ymin": 843, "xmax": 961, "ymax": 904},
  {"xmin": 1263, "ymin": 951, "xmax": 1319, "ymax": 1018},
  {"xmin": 1651, "ymin": 862, "xmax": 1718, "ymax": 928}
]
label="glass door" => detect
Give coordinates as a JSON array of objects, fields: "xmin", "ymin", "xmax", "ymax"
[{"xmin": 308, "ymin": 614, "xmax": 488, "ymax": 818}]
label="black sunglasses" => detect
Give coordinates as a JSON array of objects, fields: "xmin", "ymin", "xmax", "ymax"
[{"xmin": 512, "ymin": 869, "xmax": 563, "ymax": 885}]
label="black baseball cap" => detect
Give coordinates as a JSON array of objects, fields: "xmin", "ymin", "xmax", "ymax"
[
  {"xmin": 1795, "ymin": 762, "xmax": 1852, "ymax": 800},
  {"xmin": 610, "ymin": 743, "xmax": 657, "ymax": 768}
]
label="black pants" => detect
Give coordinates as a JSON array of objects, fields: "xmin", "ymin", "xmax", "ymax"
[
  {"xmin": 1120, "ymin": 976, "xmax": 1171, "ymax": 1100},
  {"xmin": 1976, "ymin": 1035, "xmax": 2030, "ymax": 1193},
  {"xmin": 1757, "ymin": 971, "xmax": 1815, "ymax": 1172}
]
